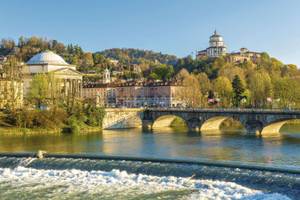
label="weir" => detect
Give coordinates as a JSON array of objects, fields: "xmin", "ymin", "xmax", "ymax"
[
  {"xmin": 0, "ymin": 152, "xmax": 300, "ymax": 175},
  {"xmin": 0, "ymin": 153, "xmax": 299, "ymax": 199}
]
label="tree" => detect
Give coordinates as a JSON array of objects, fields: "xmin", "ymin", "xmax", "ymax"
[
  {"xmin": 149, "ymin": 64, "xmax": 174, "ymax": 80},
  {"xmin": 218, "ymin": 65, "xmax": 245, "ymax": 82},
  {"xmin": 178, "ymin": 74, "xmax": 202, "ymax": 108},
  {"xmin": 281, "ymin": 64, "xmax": 298, "ymax": 77},
  {"xmin": 272, "ymin": 77, "xmax": 299, "ymax": 108},
  {"xmin": 232, "ymin": 75, "xmax": 246, "ymax": 107},
  {"xmin": 175, "ymin": 68, "xmax": 190, "ymax": 81},
  {"xmin": 247, "ymin": 70, "xmax": 273, "ymax": 108},
  {"xmin": 27, "ymin": 73, "xmax": 62, "ymax": 109},
  {"xmin": 85, "ymin": 104, "xmax": 105, "ymax": 127},
  {"xmin": 80, "ymin": 52, "xmax": 94, "ymax": 71},
  {"xmin": 196, "ymin": 73, "xmax": 211, "ymax": 95},
  {"xmin": 213, "ymin": 76, "xmax": 233, "ymax": 107},
  {"xmin": 27, "ymin": 74, "xmax": 50, "ymax": 109}
]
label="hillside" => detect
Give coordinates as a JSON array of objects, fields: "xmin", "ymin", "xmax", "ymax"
[
  {"xmin": 0, "ymin": 37, "xmax": 178, "ymax": 79},
  {"xmin": 98, "ymin": 48, "xmax": 178, "ymax": 65}
]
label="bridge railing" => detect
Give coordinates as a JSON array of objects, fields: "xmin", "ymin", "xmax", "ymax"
[{"xmin": 145, "ymin": 107, "xmax": 300, "ymax": 114}]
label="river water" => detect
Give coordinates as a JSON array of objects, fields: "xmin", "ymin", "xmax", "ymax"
[{"xmin": 0, "ymin": 125, "xmax": 299, "ymax": 199}]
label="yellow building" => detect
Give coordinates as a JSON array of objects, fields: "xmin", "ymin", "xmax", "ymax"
[
  {"xmin": 0, "ymin": 56, "xmax": 23, "ymax": 109},
  {"xmin": 228, "ymin": 48, "xmax": 261, "ymax": 63},
  {"xmin": 0, "ymin": 79, "xmax": 23, "ymax": 109}
]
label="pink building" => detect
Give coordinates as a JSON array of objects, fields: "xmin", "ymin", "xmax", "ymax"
[{"xmin": 83, "ymin": 81, "xmax": 184, "ymax": 108}]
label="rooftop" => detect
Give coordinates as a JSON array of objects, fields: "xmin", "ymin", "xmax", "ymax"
[{"xmin": 27, "ymin": 51, "xmax": 69, "ymax": 66}]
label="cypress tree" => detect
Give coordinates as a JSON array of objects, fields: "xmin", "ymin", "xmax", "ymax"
[{"xmin": 232, "ymin": 75, "xmax": 245, "ymax": 107}]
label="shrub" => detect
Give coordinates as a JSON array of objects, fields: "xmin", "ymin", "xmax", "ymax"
[
  {"xmin": 66, "ymin": 115, "xmax": 80, "ymax": 134},
  {"xmin": 85, "ymin": 105, "xmax": 105, "ymax": 127}
]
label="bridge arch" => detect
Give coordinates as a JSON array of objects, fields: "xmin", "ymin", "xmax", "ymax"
[
  {"xmin": 261, "ymin": 119, "xmax": 299, "ymax": 135},
  {"xmin": 152, "ymin": 115, "xmax": 188, "ymax": 129},
  {"xmin": 146, "ymin": 112, "xmax": 201, "ymax": 132},
  {"xmin": 200, "ymin": 116, "xmax": 244, "ymax": 133}
]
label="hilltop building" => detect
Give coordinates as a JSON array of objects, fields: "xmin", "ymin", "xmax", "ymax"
[
  {"xmin": 23, "ymin": 51, "xmax": 82, "ymax": 98},
  {"xmin": 228, "ymin": 47, "xmax": 261, "ymax": 64},
  {"xmin": 197, "ymin": 31, "xmax": 261, "ymax": 63},
  {"xmin": 197, "ymin": 30, "xmax": 227, "ymax": 58}
]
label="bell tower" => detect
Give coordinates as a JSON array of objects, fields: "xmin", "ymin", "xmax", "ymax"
[{"xmin": 103, "ymin": 68, "xmax": 111, "ymax": 84}]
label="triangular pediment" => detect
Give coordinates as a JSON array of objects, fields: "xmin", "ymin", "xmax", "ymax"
[{"xmin": 52, "ymin": 68, "xmax": 82, "ymax": 76}]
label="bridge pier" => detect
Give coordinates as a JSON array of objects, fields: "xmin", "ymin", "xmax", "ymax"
[
  {"xmin": 187, "ymin": 119, "xmax": 201, "ymax": 132},
  {"xmin": 142, "ymin": 120, "xmax": 153, "ymax": 132},
  {"xmin": 243, "ymin": 121, "xmax": 263, "ymax": 135}
]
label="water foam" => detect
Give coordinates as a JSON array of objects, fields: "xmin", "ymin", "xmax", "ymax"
[{"xmin": 0, "ymin": 166, "xmax": 291, "ymax": 200}]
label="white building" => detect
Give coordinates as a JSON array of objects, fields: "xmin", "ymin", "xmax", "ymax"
[
  {"xmin": 197, "ymin": 30, "xmax": 227, "ymax": 58},
  {"xmin": 23, "ymin": 51, "xmax": 83, "ymax": 98}
]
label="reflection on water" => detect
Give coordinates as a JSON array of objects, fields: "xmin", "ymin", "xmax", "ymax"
[{"xmin": 0, "ymin": 125, "xmax": 300, "ymax": 168}]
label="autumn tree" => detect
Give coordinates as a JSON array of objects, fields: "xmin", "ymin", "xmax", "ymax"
[
  {"xmin": 175, "ymin": 68, "xmax": 190, "ymax": 81},
  {"xmin": 196, "ymin": 73, "xmax": 211, "ymax": 96},
  {"xmin": 219, "ymin": 65, "xmax": 245, "ymax": 82},
  {"xmin": 177, "ymin": 72, "xmax": 202, "ymax": 108},
  {"xmin": 272, "ymin": 77, "xmax": 299, "ymax": 108},
  {"xmin": 247, "ymin": 71, "xmax": 273, "ymax": 108},
  {"xmin": 213, "ymin": 76, "xmax": 233, "ymax": 107}
]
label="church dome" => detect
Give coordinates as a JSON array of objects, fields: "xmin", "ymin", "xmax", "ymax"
[
  {"xmin": 27, "ymin": 51, "xmax": 69, "ymax": 65},
  {"xmin": 209, "ymin": 30, "xmax": 224, "ymax": 42}
]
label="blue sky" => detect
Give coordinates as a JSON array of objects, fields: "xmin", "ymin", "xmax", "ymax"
[{"xmin": 1, "ymin": 0, "xmax": 300, "ymax": 66}]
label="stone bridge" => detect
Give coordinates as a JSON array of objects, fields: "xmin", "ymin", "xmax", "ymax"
[
  {"xmin": 103, "ymin": 108, "xmax": 300, "ymax": 135},
  {"xmin": 103, "ymin": 108, "xmax": 144, "ymax": 129}
]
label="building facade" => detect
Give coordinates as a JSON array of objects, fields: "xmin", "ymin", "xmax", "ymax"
[
  {"xmin": 0, "ymin": 79, "xmax": 23, "ymax": 109},
  {"xmin": 23, "ymin": 51, "xmax": 82, "ymax": 99},
  {"xmin": 0, "ymin": 56, "xmax": 23, "ymax": 109},
  {"xmin": 228, "ymin": 48, "xmax": 261, "ymax": 64},
  {"xmin": 197, "ymin": 31, "xmax": 261, "ymax": 63},
  {"xmin": 83, "ymin": 81, "xmax": 184, "ymax": 108},
  {"xmin": 197, "ymin": 30, "xmax": 227, "ymax": 59}
]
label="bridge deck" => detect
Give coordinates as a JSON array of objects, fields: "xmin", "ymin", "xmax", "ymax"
[{"xmin": 146, "ymin": 108, "xmax": 300, "ymax": 115}]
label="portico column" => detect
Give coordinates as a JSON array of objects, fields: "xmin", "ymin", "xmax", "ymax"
[
  {"xmin": 64, "ymin": 79, "xmax": 67, "ymax": 96},
  {"xmin": 79, "ymin": 80, "xmax": 82, "ymax": 98}
]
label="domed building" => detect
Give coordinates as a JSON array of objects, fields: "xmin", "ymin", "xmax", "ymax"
[
  {"xmin": 23, "ymin": 51, "xmax": 82, "ymax": 98},
  {"xmin": 197, "ymin": 30, "xmax": 227, "ymax": 58}
]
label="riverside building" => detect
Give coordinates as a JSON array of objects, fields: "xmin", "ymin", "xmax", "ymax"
[
  {"xmin": 0, "ymin": 75, "xmax": 23, "ymax": 109},
  {"xmin": 23, "ymin": 51, "xmax": 83, "ymax": 98},
  {"xmin": 83, "ymin": 80, "xmax": 184, "ymax": 108},
  {"xmin": 0, "ymin": 56, "xmax": 23, "ymax": 109}
]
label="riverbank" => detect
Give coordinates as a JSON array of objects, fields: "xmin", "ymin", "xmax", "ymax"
[{"xmin": 0, "ymin": 125, "xmax": 102, "ymax": 135}]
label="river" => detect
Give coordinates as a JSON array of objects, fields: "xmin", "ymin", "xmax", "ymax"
[{"xmin": 0, "ymin": 125, "xmax": 299, "ymax": 199}]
